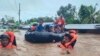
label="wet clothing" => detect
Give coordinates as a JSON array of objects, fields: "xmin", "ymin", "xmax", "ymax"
[
  {"xmin": 36, "ymin": 24, "xmax": 44, "ymax": 32},
  {"xmin": 5, "ymin": 31, "xmax": 17, "ymax": 46},
  {"xmin": 70, "ymin": 40, "xmax": 76, "ymax": 48},
  {"xmin": 58, "ymin": 33, "xmax": 77, "ymax": 49},
  {"xmin": 64, "ymin": 33, "xmax": 77, "ymax": 48}
]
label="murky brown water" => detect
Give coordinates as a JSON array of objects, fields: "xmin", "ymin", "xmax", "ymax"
[{"xmin": 0, "ymin": 30, "xmax": 100, "ymax": 56}]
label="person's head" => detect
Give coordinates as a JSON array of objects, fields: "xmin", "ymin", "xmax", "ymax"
[
  {"xmin": 0, "ymin": 34, "xmax": 10, "ymax": 47},
  {"xmin": 31, "ymin": 24, "xmax": 38, "ymax": 30},
  {"xmin": 61, "ymin": 33, "xmax": 70, "ymax": 44},
  {"xmin": 31, "ymin": 26, "xmax": 36, "ymax": 31},
  {"xmin": 38, "ymin": 19, "xmax": 44, "ymax": 25},
  {"xmin": 69, "ymin": 30, "xmax": 77, "ymax": 36},
  {"xmin": 64, "ymin": 33, "xmax": 70, "ymax": 40}
]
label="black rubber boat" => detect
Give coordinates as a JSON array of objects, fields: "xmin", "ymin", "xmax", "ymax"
[{"xmin": 25, "ymin": 31, "xmax": 64, "ymax": 43}]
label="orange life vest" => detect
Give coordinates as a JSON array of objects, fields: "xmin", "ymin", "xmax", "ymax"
[
  {"xmin": 5, "ymin": 31, "xmax": 15, "ymax": 43},
  {"xmin": 57, "ymin": 17, "xmax": 65, "ymax": 25}
]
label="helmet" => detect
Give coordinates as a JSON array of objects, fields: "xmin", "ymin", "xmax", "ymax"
[{"xmin": 0, "ymin": 34, "xmax": 9, "ymax": 40}]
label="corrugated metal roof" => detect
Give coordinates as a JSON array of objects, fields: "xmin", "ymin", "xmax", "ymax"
[
  {"xmin": 43, "ymin": 22, "xmax": 100, "ymax": 29},
  {"xmin": 65, "ymin": 24, "xmax": 100, "ymax": 29}
]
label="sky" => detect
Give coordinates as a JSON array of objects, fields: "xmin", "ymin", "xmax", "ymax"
[{"xmin": 0, "ymin": 0, "xmax": 100, "ymax": 21}]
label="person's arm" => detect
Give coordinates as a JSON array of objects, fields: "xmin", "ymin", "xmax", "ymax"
[
  {"xmin": 69, "ymin": 35, "xmax": 77, "ymax": 44},
  {"xmin": 65, "ymin": 35, "xmax": 77, "ymax": 46}
]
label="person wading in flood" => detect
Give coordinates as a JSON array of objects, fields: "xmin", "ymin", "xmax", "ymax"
[
  {"xmin": 58, "ymin": 30, "xmax": 78, "ymax": 54},
  {"xmin": 0, "ymin": 31, "xmax": 17, "ymax": 49}
]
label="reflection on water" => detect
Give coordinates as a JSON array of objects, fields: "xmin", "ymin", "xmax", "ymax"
[{"xmin": 0, "ymin": 31, "xmax": 100, "ymax": 56}]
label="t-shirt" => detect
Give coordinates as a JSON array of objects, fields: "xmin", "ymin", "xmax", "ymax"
[{"xmin": 36, "ymin": 24, "xmax": 44, "ymax": 32}]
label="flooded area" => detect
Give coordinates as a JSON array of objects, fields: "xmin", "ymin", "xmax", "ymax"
[{"xmin": 0, "ymin": 30, "xmax": 100, "ymax": 56}]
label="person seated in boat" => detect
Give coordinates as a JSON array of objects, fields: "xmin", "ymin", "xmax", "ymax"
[
  {"xmin": 44, "ymin": 24, "xmax": 51, "ymax": 32},
  {"xmin": 29, "ymin": 24, "xmax": 37, "ymax": 32},
  {"xmin": 0, "ymin": 31, "xmax": 17, "ymax": 49},
  {"xmin": 54, "ymin": 25, "xmax": 62, "ymax": 33},
  {"xmin": 54, "ymin": 18, "xmax": 58, "ymax": 26},
  {"xmin": 49, "ymin": 25, "xmax": 55, "ymax": 32},
  {"xmin": 56, "ymin": 15, "xmax": 66, "ymax": 32},
  {"xmin": 44, "ymin": 24, "xmax": 55, "ymax": 32},
  {"xmin": 58, "ymin": 30, "xmax": 78, "ymax": 54},
  {"xmin": 36, "ymin": 19, "xmax": 44, "ymax": 32}
]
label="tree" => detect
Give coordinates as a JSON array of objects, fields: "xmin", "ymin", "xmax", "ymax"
[
  {"xmin": 78, "ymin": 4, "xmax": 100, "ymax": 24},
  {"xmin": 30, "ymin": 18, "xmax": 37, "ymax": 22},
  {"xmin": 7, "ymin": 17, "xmax": 15, "ymax": 23},
  {"xmin": 25, "ymin": 18, "xmax": 38, "ymax": 24},
  {"xmin": 4, "ymin": 15, "xmax": 15, "ymax": 23},
  {"xmin": 95, "ymin": 14, "xmax": 100, "ymax": 24},
  {"xmin": 57, "ymin": 4, "xmax": 76, "ymax": 24},
  {"xmin": 37, "ymin": 17, "xmax": 53, "ymax": 22},
  {"xmin": 1, "ymin": 18, "xmax": 6, "ymax": 24},
  {"xmin": 78, "ymin": 5, "xmax": 89, "ymax": 23}
]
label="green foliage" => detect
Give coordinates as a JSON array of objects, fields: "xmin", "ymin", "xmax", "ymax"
[
  {"xmin": 25, "ymin": 16, "xmax": 53, "ymax": 24},
  {"xmin": 37, "ymin": 17, "xmax": 53, "ymax": 22},
  {"xmin": 95, "ymin": 13, "xmax": 100, "ymax": 23},
  {"xmin": 73, "ymin": 19, "xmax": 80, "ymax": 24},
  {"xmin": 78, "ymin": 4, "xmax": 100, "ymax": 24},
  {"xmin": 78, "ymin": 5, "xmax": 90, "ymax": 22},
  {"xmin": 1, "ymin": 18, "xmax": 6, "ymax": 24},
  {"xmin": 7, "ymin": 19, "xmax": 15, "ymax": 23},
  {"xmin": 4, "ymin": 15, "xmax": 15, "ymax": 23},
  {"xmin": 57, "ymin": 4, "xmax": 76, "ymax": 24}
]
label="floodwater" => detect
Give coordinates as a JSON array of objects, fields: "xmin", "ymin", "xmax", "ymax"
[{"xmin": 0, "ymin": 30, "xmax": 100, "ymax": 56}]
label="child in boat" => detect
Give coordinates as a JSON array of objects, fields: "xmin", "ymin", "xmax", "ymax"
[{"xmin": 0, "ymin": 31, "xmax": 17, "ymax": 49}]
